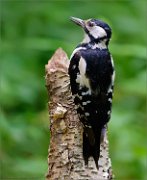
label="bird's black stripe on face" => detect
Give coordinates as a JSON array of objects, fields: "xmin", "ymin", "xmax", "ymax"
[{"xmin": 84, "ymin": 26, "xmax": 108, "ymax": 44}]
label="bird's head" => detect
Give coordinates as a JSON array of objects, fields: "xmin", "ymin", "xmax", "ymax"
[{"xmin": 70, "ymin": 17, "xmax": 112, "ymax": 45}]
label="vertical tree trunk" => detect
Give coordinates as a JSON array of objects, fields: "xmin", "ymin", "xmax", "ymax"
[{"xmin": 45, "ymin": 48, "xmax": 113, "ymax": 180}]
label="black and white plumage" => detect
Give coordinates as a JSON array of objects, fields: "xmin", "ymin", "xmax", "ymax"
[{"xmin": 68, "ymin": 17, "xmax": 115, "ymax": 169}]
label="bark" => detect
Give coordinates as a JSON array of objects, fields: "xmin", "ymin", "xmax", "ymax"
[{"xmin": 45, "ymin": 48, "xmax": 113, "ymax": 180}]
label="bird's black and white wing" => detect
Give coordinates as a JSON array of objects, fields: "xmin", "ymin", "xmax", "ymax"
[{"xmin": 69, "ymin": 48, "xmax": 115, "ymax": 168}]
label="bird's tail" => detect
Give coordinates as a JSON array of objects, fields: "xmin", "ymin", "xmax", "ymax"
[{"xmin": 83, "ymin": 127, "xmax": 101, "ymax": 169}]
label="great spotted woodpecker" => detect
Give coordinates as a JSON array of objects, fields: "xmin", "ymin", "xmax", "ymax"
[{"xmin": 68, "ymin": 17, "xmax": 115, "ymax": 169}]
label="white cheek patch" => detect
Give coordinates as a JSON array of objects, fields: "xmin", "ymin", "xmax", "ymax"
[{"xmin": 89, "ymin": 26, "xmax": 107, "ymax": 39}]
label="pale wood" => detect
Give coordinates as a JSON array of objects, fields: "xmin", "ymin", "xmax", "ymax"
[{"xmin": 45, "ymin": 48, "xmax": 113, "ymax": 180}]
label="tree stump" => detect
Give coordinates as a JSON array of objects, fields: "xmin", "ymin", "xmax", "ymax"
[{"xmin": 45, "ymin": 48, "xmax": 113, "ymax": 180}]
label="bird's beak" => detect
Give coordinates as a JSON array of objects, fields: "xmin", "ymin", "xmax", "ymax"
[{"xmin": 70, "ymin": 17, "xmax": 85, "ymax": 28}]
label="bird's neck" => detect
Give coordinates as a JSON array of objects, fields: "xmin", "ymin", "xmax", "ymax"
[{"xmin": 81, "ymin": 34, "xmax": 108, "ymax": 50}]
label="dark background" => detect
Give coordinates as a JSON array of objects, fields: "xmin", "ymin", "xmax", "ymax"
[{"xmin": 0, "ymin": 0, "xmax": 146, "ymax": 179}]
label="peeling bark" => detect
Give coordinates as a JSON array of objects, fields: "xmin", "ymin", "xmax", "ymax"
[{"xmin": 45, "ymin": 48, "xmax": 113, "ymax": 180}]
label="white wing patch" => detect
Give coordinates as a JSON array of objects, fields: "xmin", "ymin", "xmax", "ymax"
[{"xmin": 76, "ymin": 57, "xmax": 91, "ymax": 89}]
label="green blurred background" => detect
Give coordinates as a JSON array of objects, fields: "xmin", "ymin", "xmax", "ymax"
[{"xmin": 0, "ymin": 0, "xmax": 146, "ymax": 179}]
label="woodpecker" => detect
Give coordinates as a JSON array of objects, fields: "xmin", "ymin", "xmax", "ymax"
[{"xmin": 68, "ymin": 17, "xmax": 115, "ymax": 169}]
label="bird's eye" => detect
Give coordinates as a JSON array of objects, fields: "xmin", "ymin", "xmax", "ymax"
[{"xmin": 88, "ymin": 22, "xmax": 94, "ymax": 27}]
